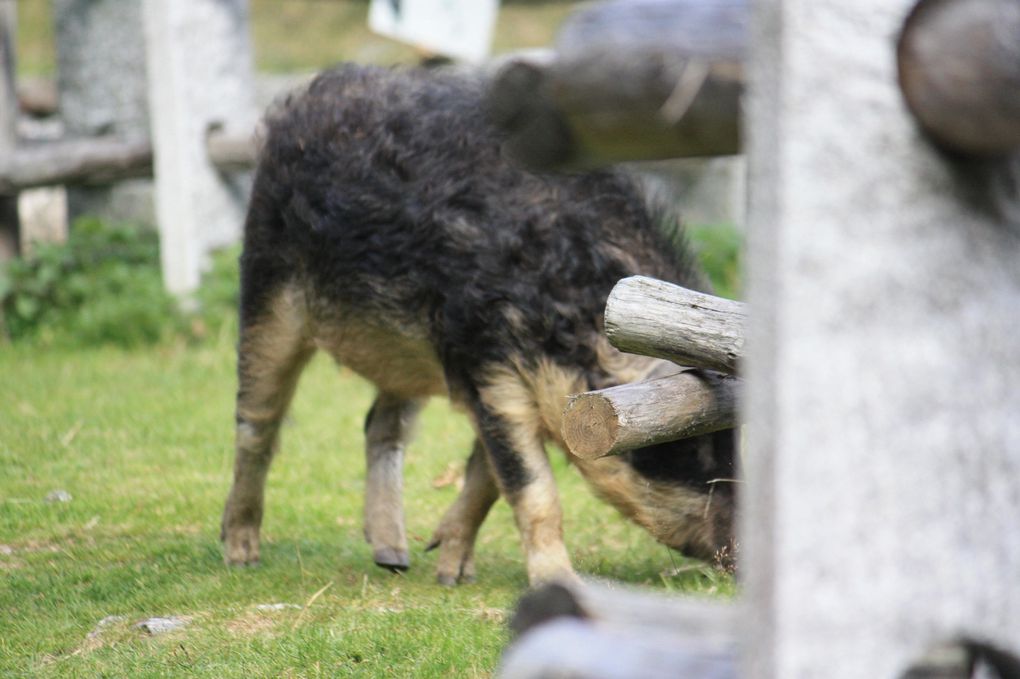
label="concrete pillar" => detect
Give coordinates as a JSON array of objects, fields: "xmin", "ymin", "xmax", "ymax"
[
  {"xmin": 53, "ymin": 0, "xmax": 153, "ymax": 226},
  {"xmin": 0, "ymin": 0, "xmax": 19, "ymax": 260},
  {"xmin": 741, "ymin": 1, "xmax": 1020, "ymax": 678},
  {"xmin": 143, "ymin": 0, "xmax": 256, "ymax": 296}
]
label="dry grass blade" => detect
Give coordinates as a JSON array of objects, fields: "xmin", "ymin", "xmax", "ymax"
[{"xmin": 291, "ymin": 581, "xmax": 333, "ymax": 631}]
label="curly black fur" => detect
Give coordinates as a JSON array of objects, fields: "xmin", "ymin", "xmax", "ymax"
[{"xmin": 231, "ymin": 63, "xmax": 735, "ymax": 574}]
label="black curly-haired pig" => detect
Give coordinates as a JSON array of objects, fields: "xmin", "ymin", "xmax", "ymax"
[{"xmin": 220, "ymin": 63, "xmax": 736, "ymax": 585}]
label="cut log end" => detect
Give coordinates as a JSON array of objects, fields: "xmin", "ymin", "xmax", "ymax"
[{"xmin": 562, "ymin": 394, "xmax": 619, "ymax": 459}]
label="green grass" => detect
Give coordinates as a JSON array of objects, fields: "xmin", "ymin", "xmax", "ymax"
[{"xmin": 0, "ymin": 333, "xmax": 733, "ymax": 677}]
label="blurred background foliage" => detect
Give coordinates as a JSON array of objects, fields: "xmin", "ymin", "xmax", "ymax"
[{"xmin": 3, "ymin": 0, "xmax": 741, "ymax": 349}]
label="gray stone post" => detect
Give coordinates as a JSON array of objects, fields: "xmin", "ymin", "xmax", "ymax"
[
  {"xmin": 143, "ymin": 0, "xmax": 256, "ymax": 296},
  {"xmin": 0, "ymin": 0, "xmax": 19, "ymax": 260},
  {"xmin": 53, "ymin": 0, "xmax": 153, "ymax": 226},
  {"xmin": 741, "ymin": 1, "xmax": 1020, "ymax": 678}
]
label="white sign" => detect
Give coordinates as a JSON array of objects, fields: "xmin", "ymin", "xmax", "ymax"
[{"xmin": 368, "ymin": 0, "xmax": 500, "ymax": 64}]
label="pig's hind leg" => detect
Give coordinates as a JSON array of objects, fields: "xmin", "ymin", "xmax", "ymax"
[
  {"xmin": 222, "ymin": 285, "xmax": 314, "ymax": 566},
  {"xmin": 427, "ymin": 440, "xmax": 500, "ymax": 585},
  {"xmin": 363, "ymin": 393, "xmax": 424, "ymax": 572}
]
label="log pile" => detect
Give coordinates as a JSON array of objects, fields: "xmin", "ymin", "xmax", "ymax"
[{"xmin": 560, "ymin": 276, "xmax": 745, "ymax": 459}]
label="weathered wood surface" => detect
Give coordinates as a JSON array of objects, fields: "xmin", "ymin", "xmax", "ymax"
[
  {"xmin": 897, "ymin": 0, "xmax": 1020, "ymax": 156},
  {"xmin": 561, "ymin": 369, "xmax": 738, "ymax": 459},
  {"xmin": 206, "ymin": 128, "xmax": 259, "ymax": 174},
  {"xmin": 0, "ymin": 136, "xmax": 154, "ymax": 193},
  {"xmin": 501, "ymin": 579, "xmax": 737, "ymax": 679},
  {"xmin": 486, "ymin": 0, "xmax": 745, "ymax": 169},
  {"xmin": 0, "ymin": 130, "xmax": 259, "ymax": 195},
  {"xmin": 0, "ymin": 1, "xmax": 20, "ymax": 260},
  {"xmin": 605, "ymin": 276, "xmax": 746, "ymax": 374}
]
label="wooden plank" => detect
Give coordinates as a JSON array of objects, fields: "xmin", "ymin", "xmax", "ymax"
[
  {"xmin": 486, "ymin": 0, "xmax": 745, "ymax": 169},
  {"xmin": 605, "ymin": 276, "xmax": 746, "ymax": 374},
  {"xmin": 897, "ymin": 0, "xmax": 1020, "ymax": 156},
  {"xmin": 561, "ymin": 369, "xmax": 738, "ymax": 459}
]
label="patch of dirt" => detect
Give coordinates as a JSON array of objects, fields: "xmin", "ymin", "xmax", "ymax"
[{"xmin": 226, "ymin": 611, "xmax": 282, "ymax": 637}]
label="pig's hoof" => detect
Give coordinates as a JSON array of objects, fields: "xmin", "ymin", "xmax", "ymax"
[
  {"xmin": 222, "ymin": 530, "xmax": 259, "ymax": 562},
  {"xmin": 373, "ymin": 547, "xmax": 410, "ymax": 572},
  {"xmin": 437, "ymin": 573, "xmax": 458, "ymax": 587},
  {"xmin": 222, "ymin": 525, "xmax": 261, "ymax": 566}
]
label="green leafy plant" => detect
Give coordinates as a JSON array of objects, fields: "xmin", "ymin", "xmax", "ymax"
[
  {"xmin": 0, "ymin": 219, "xmax": 240, "ymax": 348},
  {"xmin": 688, "ymin": 222, "xmax": 743, "ymax": 300}
]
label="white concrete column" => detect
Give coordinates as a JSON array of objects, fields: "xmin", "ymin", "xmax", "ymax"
[
  {"xmin": 143, "ymin": 0, "xmax": 256, "ymax": 296},
  {"xmin": 741, "ymin": 1, "xmax": 1020, "ymax": 677}
]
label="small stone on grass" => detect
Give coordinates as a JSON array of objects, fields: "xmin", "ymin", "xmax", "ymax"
[
  {"xmin": 135, "ymin": 617, "xmax": 188, "ymax": 635},
  {"xmin": 255, "ymin": 603, "xmax": 301, "ymax": 612},
  {"xmin": 45, "ymin": 489, "xmax": 72, "ymax": 503}
]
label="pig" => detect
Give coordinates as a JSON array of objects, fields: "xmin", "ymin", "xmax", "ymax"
[{"xmin": 220, "ymin": 63, "xmax": 736, "ymax": 585}]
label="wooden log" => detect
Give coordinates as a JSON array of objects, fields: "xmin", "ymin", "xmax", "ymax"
[
  {"xmin": 206, "ymin": 128, "xmax": 259, "ymax": 173},
  {"xmin": 501, "ymin": 578, "xmax": 737, "ymax": 679},
  {"xmin": 0, "ymin": 1, "xmax": 19, "ymax": 260},
  {"xmin": 486, "ymin": 0, "xmax": 745, "ymax": 169},
  {"xmin": 605, "ymin": 276, "xmax": 746, "ymax": 374},
  {"xmin": 897, "ymin": 0, "xmax": 1020, "ymax": 156},
  {"xmin": 561, "ymin": 369, "xmax": 738, "ymax": 459},
  {"xmin": 16, "ymin": 78, "xmax": 57, "ymax": 118},
  {"xmin": 0, "ymin": 136, "xmax": 154, "ymax": 193}
]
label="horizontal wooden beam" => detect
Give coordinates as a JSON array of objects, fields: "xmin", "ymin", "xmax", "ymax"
[
  {"xmin": 0, "ymin": 130, "xmax": 258, "ymax": 193},
  {"xmin": 561, "ymin": 369, "xmax": 738, "ymax": 459},
  {"xmin": 486, "ymin": 0, "xmax": 746, "ymax": 169},
  {"xmin": 897, "ymin": 0, "xmax": 1020, "ymax": 156},
  {"xmin": 206, "ymin": 128, "xmax": 259, "ymax": 173},
  {"xmin": 0, "ymin": 136, "xmax": 153, "ymax": 193},
  {"xmin": 605, "ymin": 276, "xmax": 746, "ymax": 374}
]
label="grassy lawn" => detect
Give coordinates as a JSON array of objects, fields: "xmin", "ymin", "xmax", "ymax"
[{"xmin": 0, "ymin": 332, "xmax": 733, "ymax": 677}]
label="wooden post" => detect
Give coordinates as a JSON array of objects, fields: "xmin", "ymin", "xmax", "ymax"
[
  {"xmin": 53, "ymin": 0, "xmax": 153, "ymax": 226},
  {"xmin": 605, "ymin": 276, "xmax": 745, "ymax": 374},
  {"xmin": 143, "ymin": 0, "xmax": 257, "ymax": 296},
  {"xmin": 0, "ymin": 0, "xmax": 19, "ymax": 261},
  {"xmin": 561, "ymin": 369, "xmax": 739, "ymax": 459},
  {"xmin": 742, "ymin": 0, "xmax": 1020, "ymax": 676},
  {"xmin": 897, "ymin": 0, "xmax": 1020, "ymax": 156}
]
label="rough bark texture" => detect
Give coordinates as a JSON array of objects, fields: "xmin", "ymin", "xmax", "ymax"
[
  {"xmin": 605, "ymin": 276, "xmax": 745, "ymax": 374},
  {"xmin": 742, "ymin": 1, "xmax": 1020, "ymax": 677},
  {"xmin": 897, "ymin": 0, "xmax": 1020, "ymax": 156},
  {"xmin": 561, "ymin": 369, "xmax": 739, "ymax": 459},
  {"xmin": 486, "ymin": 0, "xmax": 745, "ymax": 169}
]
